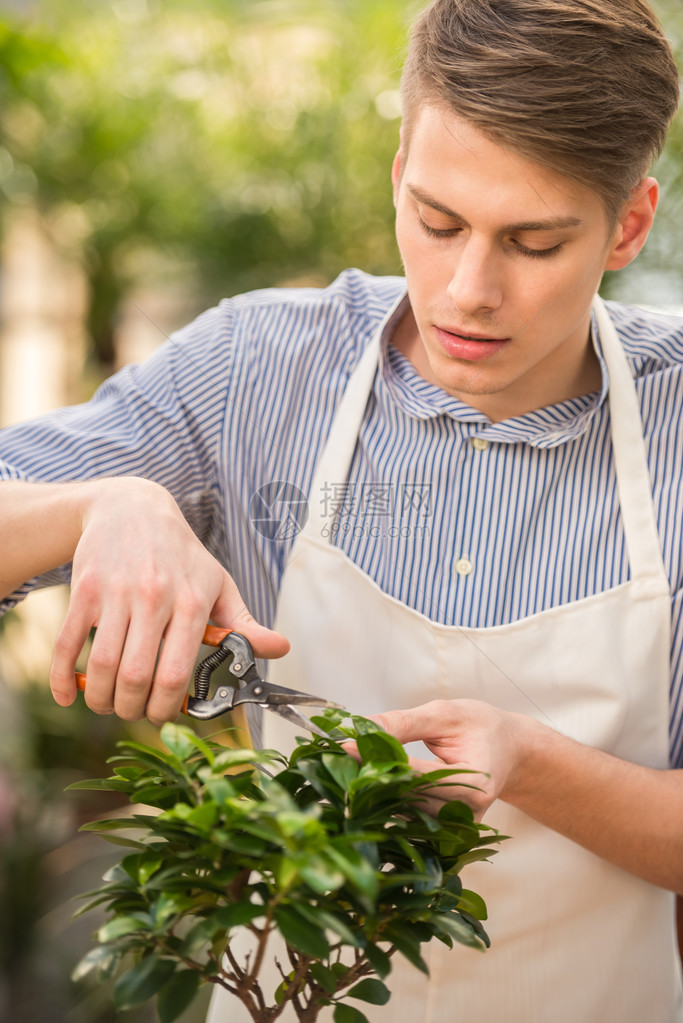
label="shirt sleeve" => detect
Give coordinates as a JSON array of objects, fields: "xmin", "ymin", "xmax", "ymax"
[{"xmin": 0, "ymin": 302, "xmax": 234, "ymax": 613}]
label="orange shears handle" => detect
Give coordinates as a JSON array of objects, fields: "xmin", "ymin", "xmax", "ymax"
[{"xmin": 74, "ymin": 624, "xmax": 234, "ymax": 714}]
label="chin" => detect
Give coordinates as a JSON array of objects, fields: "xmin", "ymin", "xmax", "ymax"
[{"xmin": 431, "ymin": 362, "xmax": 513, "ymax": 400}]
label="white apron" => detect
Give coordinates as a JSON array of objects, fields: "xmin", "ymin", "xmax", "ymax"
[{"xmin": 208, "ymin": 296, "xmax": 682, "ymax": 1022}]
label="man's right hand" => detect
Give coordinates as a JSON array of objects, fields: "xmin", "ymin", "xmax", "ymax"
[{"xmin": 0, "ymin": 477, "xmax": 289, "ymax": 726}]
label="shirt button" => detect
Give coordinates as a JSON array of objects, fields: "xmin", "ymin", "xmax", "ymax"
[
  {"xmin": 472, "ymin": 437, "xmax": 489, "ymax": 451},
  {"xmin": 456, "ymin": 557, "xmax": 473, "ymax": 577}
]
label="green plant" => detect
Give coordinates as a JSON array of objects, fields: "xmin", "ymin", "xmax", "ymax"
[{"xmin": 70, "ymin": 710, "xmax": 502, "ymax": 1023}]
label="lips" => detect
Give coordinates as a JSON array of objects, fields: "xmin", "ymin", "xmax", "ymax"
[
  {"xmin": 433, "ymin": 325, "xmax": 512, "ymax": 363},
  {"xmin": 439, "ymin": 326, "xmax": 509, "ymax": 342}
]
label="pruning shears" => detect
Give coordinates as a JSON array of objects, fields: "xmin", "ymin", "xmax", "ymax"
[{"xmin": 75, "ymin": 625, "xmax": 341, "ymax": 737}]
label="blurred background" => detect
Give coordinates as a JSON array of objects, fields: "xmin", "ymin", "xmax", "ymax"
[{"xmin": 0, "ymin": 0, "xmax": 681, "ymax": 1020}]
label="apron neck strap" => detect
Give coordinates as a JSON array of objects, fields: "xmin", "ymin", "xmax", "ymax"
[
  {"xmin": 592, "ymin": 295, "xmax": 667, "ymax": 587},
  {"xmin": 304, "ymin": 301, "xmax": 394, "ymax": 539}
]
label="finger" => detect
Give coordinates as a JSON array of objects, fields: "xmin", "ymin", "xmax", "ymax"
[
  {"xmin": 144, "ymin": 613, "xmax": 208, "ymax": 726},
  {"xmin": 212, "ymin": 577, "xmax": 290, "ymax": 659},
  {"xmin": 81, "ymin": 604, "xmax": 132, "ymax": 714},
  {"xmin": 112, "ymin": 610, "xmax": 170, "ymax": 722},
  {"xmin": 341, "ymin": 740, "xmax": 360, "ymax": 762},
  {"xmin": 51, "ymin": 601, "xmax": 100, "ymax": 707}
]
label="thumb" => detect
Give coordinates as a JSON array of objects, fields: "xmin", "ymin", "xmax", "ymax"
[
  {"xmin": 370, "ymin": 706, "xmax": 425, "ymax": 745},
  {"xmin": 211, "ymin": 575, "xmax": 290, "ymax": 660},
  {"xmin": 372, "ymin": 701, "xmax": 454, "ymax": 746}
]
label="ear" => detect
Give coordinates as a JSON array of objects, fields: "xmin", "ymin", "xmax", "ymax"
[
  {"xmin": 604, "ymin": 177, "xmax": 659, "ymax": 271},
  {"xmin": 391, "ymin": 148, "xmax": 402, "ymax": 208}
]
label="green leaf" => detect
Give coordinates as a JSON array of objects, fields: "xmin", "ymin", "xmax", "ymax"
[
  {"xmin": 457, "ymin": 889, "xmax": 488, "ymax": 920},
  {"xmin": 113, "ymin": 954, "xmax": 175, "ymax": 1011},
  {"xmin": 102, "ymin": 864, "xmax": 133, "ymax": 884},
  {"xmin": 67, "ymin": 777, "xmax": 132, "ymax": 792},
  {"xmin": 71, "ymin": 945, "xmax": 119, "ymax": 984},
  {"xmin": 117, "ymin": 740, "xmax": 181, "ymax": 768},
  {"xmin": 326, "ymin": 844, "xmax": 378, "ymax": 902},
  {"xmin": 79, "ymin": 817, "xmax": 147, "ymax": 833},
  {"xmin": 274, "ymin": 905, "xmax": 330, "ymax": 959},
  {"xmin": 314, "ymin": 909, "xmax": 362, "ymax": 948},
  {"xmin": 186, "ymin": 802, "xmax": 218, "ymax": 832},
  {"xmin": 71, "ymin": 893, "xmax": 118, "ymax": 921},
  {"xmin": 383, "ymin": 924, "xmax": 429, "ymax": 975},
  {"xmin": 211, "ymin": 748, "xmax": 264, "ymax": 771},
  {"xmin": 98, "ymin": 914, "xmax": 151, "ymax": 942},
  {"xmin": 438, "ymin": 799, "xmax": 476, "ymax": 825},
  {"xmin": 160, "ymin": 723, "xmax": 198, "ymax": 761},
  {"xmin": 349, "ymin": 715, "xmax": 384, "ymax": 736},
  {"xmin": 151, "ymin": 893, "xmax": 193, "ymax": 928},
  {"xmin": 113, "ymin": 766, "xmax": 145, "ymax": 781},
  {"xmin": 275, "ymin": 854, "xmax": 299, "ymax": 889},
  {"xmin": 364, "ymin": 943, "xmax": 391, "ymax": 979},
  {"xmin": 121, "ymin": 853, "xmax": 147, "ymax": 883},
  {"xmin": 96, "ymin": 834, "xmax": 150, "ymax": 851},
  {"xmin": 356, "ymin": 731, "xmax": 408, "ymax": 765},
  {"xmin": 211, "ymin": 902, "xmax": 264, "ymax": 930},
  {"xmin": 415, "ymin": 854, "xmax": 443, "ymax": 893},
  {"xmin": 334, "ymin": 1004, "xmax": 370, "ymax": 1023},
  {"xmin": 321, "ymin": 752, "xmax": 359, "ymax": 791},
  {"xmin": 181, "ymin": 730, "xmax": 218, "ymax": 763},
  {"xmin": 310, "ymin": 962, "xmax": 338, "ymax": 995},
  {"xmin": 293, "ymin": 902, "xmax": 362, "ymax": 948},
  {"xmin": 347, "ymin": 978, "xmax": 391, "ymax": 1005},
  {"xmin": 139, "ymin": 854, "xmax": 164, "ymax": 885},
  {"xmin": 453, "ymin": 848, "xmax": 498, "ymax": 870},
  {"xmin": 157, "ymin": 970, "xmax": 200, "ymax": 1023},
  {"xmin": 213, "ymin": 831, "xmax": 268, "ymax": 856},
  {"xmin": 444, "ymin": 873, "xmax": 463, "ymax": 895},
  {"xmin": 433, "ymin": 912, "xmax": 487, "ymax": 950},
  {"xmin": 298, "ymin": 857, "xmax": 345, "ymax": 895},
  {"xmin": 133, "ymin": 784, "xmax": 188, "ymax": 807},
  {"xmin": 274, "ymin": 975, "xmax": 292, "ymax": 1006}
]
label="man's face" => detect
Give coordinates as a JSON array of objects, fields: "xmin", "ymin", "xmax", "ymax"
[{"xmin": 392, "ymin": 105, "xmax": 626, "ymax": 421}]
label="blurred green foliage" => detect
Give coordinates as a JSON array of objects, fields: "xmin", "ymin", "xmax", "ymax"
[
  {"xmin": 0, "ymin": 0, "xmax": 416, "ymax": 364},
  {"xmin": 611, "ymin": 0, "xmax": 683, "ymax": 307}
]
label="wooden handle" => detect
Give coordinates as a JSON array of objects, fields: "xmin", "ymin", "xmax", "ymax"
[{"xmin": 202, "ymin": 624, "xmax": 233, "ymax": 646}]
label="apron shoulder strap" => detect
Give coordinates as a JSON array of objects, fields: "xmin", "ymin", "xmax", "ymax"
[{"xmin": 592, "ymin": 296, "xmax": 668, "ymax": 589}]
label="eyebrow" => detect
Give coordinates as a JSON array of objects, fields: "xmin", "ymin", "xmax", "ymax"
[{"xmin": 406, "ymin": 183, "xmax": 583, "ymax": 232}]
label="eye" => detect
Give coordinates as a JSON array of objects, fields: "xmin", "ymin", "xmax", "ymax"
[
  {"xmin": 418, "ymin": 215, "xmax": 460, "ymax": 239},
  {"xmin": 512, "ymin": 240, "xmax": 565, "ymax": 260}
]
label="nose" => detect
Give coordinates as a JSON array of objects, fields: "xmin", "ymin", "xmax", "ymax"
[{"xmin": 446, "ymin": 237, "xmax": 503, "ymax": 316}]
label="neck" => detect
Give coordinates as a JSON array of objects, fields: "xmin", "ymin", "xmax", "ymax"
[{"xmin": 391, "ymin": 306, "xmax": 602, "ymax": 423}]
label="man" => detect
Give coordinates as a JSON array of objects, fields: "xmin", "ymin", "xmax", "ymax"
[{"xmin": 1, "ymin": 0, "xmax": 682, "ymax": 1019}]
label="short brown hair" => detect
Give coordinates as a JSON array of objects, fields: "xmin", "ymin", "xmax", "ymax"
[{"xmin": 401, "ymin": 0, "xmax": 680, "ymax": 223}]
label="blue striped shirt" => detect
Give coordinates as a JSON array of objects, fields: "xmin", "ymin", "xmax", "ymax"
[{"xmin": 2, "ymin": 269, "xmax": 683, "ymax": 763}]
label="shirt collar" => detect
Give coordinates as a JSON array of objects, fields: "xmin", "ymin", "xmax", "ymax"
[{"xmin": 378, "ymin": 295, "xmax": 609, "ymax": 448}]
